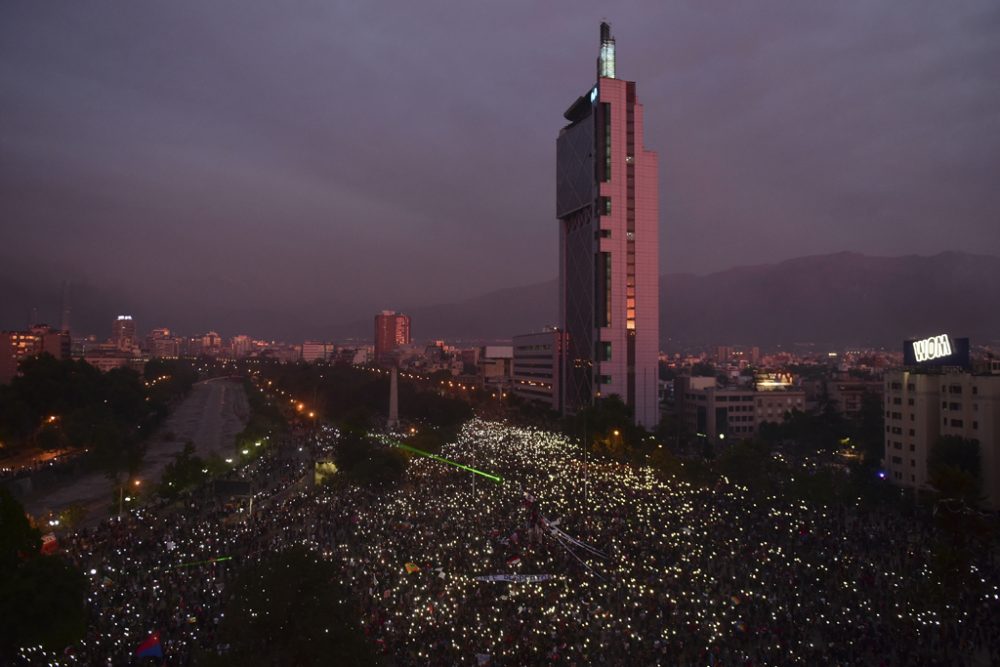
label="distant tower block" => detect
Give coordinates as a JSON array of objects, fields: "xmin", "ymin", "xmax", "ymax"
[{"xmin": 388, "ymin": 366, "xmax": 400, "ymax": 430}]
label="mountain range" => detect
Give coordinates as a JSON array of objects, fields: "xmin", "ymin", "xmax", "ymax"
[
  {"xmin": 334, "ymin": 251, "xmax": 1000, "ymax": 349},
  {"xmin": 2, "ymin": 251, "xmax": 998, "ymax": 350}
]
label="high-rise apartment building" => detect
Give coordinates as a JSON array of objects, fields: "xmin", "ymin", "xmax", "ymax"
[
  {"xmin": 557, "ymin": 23, "xmax": 659, "ymax": 427},
  {"xmin": 230, "ymin": 335, "xmax": 254, "ymax": 359},
  {"xmin": 374, "ymin": 311, "xmax": 411, "ymax": 367},
  {"xmin": 113, "ymin": 315, "xmax": 136, "ymax": 352}
]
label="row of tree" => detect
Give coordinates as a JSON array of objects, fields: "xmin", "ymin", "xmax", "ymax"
[
  {"xmin": 252, "ymin": 361, "xmax": 472, "ymax": 436},
  {"xmin": 0, "ymin": 355, "xmax": 198, "ymax": 481}
]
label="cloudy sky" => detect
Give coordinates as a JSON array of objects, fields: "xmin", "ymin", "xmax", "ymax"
[{"xmin": 2, "ymin": 1, "xmax": 998, "ymax": 335}]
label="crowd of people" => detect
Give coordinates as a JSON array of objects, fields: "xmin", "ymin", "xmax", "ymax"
[{"xmin": 16, "ymin": 419, "xmax": 1000, "ymax": 665}]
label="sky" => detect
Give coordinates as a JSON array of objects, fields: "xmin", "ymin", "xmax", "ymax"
[{"xmin": 2, "ymin": 1, "xmax": 999, "ymax": 336}]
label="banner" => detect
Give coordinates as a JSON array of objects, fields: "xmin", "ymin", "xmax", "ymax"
[{"xmin": 474, "ymin": 574, "xmax": 555, "ymax": 583}]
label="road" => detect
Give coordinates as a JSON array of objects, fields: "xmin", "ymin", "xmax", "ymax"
[{"xmin": 24, "ymin": 378, "xmax": 249, "ymax": 526}]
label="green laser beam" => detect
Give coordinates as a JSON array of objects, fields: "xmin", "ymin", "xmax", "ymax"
[
  {"xmin": 174, "ymin": 556, "xmax": 233, "ymax": 569},
  {"xmin": 393, "ymin": 441, "xmax": 502, "ymax": 484}
]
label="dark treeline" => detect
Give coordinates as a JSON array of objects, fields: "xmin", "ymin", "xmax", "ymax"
[
  {"xmin": 253, "ymin": 361, "xmax": 471, "ymax": 437},
  {"xmin": 0, "ymin": 488, "xmax": 87, "ymax": 660},
  {"xmin": 0, "ymin": 355, "xmax": 198, "ymax": 479}
]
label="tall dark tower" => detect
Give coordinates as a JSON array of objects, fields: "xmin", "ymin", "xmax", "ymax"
[{"xmin": 556, "ymin": 22, "xmax": 660, "ymax": 428}]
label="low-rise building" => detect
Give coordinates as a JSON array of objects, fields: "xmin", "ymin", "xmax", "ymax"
[
  {"xmin": 827, "ymin": 377, "xmax": 883, "ymax": 415},
  {"xmin": 679, "ymin": 377, "xmax": 805, "ymax": 443}
]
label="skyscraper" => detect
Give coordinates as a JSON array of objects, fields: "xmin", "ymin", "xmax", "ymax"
[
  {"xmin": 374, "ymin": 310, "xmax": 411, "ymax": 367},
  {"xmin": 557, "ymin": 22, "xmax": 659, "ymax": 428}
]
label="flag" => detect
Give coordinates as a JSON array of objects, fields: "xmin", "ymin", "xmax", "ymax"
[
  {"xmin": 40, "ymin": 533, "xmax": 59, "ymax": 555},
  {"xmin": 135, "ymin": 632, "xmax": 163, "ymax": 659},
  {"xmin": 404, "ymin": 562, "xmax": 421, "ymax": 574}
]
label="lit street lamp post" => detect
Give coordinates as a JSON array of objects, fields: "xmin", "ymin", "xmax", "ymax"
[{"xmin": 118, "ymin": 478, "xmax": 141, "ymax": 517}]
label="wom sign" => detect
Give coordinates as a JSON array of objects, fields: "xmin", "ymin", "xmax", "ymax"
[
  {"xmin": 903, "ymin": 335, "xmax": 970, "ymax": 369},
  {"xmin": 912, "ymin": 334, "xmax": 952, "ymax": 363}
]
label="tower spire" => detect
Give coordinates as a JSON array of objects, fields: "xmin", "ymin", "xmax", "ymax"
[{"xmin": 598, "ymin": 21, "xmax": 616, "ymax": 79}]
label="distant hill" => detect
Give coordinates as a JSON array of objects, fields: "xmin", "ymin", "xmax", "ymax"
[
  {"xmin": 660, "ymin": 251, "xmax": 1000, "ymax": 348},
  {"xmin": 3, "ymin": 251, "xmax": 998, "ymax": 349},
  {"xmin": 337, "ymin": 251, "xmax": 1000, "ymax": 348},
  {"xmin": 331, "ymin": 281, "xmax": 560, "ymax": 342}
]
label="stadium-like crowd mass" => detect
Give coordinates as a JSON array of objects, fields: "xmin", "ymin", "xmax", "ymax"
[{"xmin": 18, "ymin": 419, "xmax": 1000, "ymax": 665}]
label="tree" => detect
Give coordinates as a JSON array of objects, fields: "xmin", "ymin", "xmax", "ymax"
[
  {"xmin": 199, "ymin": 547, "xmax": 380, "ymax": 666},
  {"xmin": 854, "ymin": 391, "xmax": 884, "ymax": 464},
  {"xmin": 158, "ymin": 442, "xmax": 208, "ymax": 499},
  {"xmin": 0, "ymin": 490, "xmax": 86, "ymax": 659},
  {"xmin": 0, "ymin": 385, "xmax": 35, "ymax": 449},
  {"xmin": 690, "ymin": 362, "xmax": 715, "ymax": 377},
  {"xmin": 563, "ymin": 395, "xmax": 652, "ymax": 464},
  {"xmin": 928, "ymin": 435, "xmax": 981, "ymax": 503}
]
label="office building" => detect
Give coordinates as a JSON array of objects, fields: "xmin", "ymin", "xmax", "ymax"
[
  {"xmin": 884, "ymin": 368, "xmax": 1000, "ymax": 509},
  {"xmin": 374, "ymin": 311, "xmax": 411, "ymax": 366},
  {"xmin": 512, "ymin": 330, "xmax": 567, "ymax": 413},
  {"xmin": 302, "ymin": 341, "xmax": 334, "ymax": 363},
  {"xmin": 679, "ymin": 377, "xmax": 805, "ymax": 443},
  {"xmin": 557, "ymin": 22, "xmax": 659, "ymax": 427},
  {"xmin": 113, "ymin": 315, "xmax": 137, "ymax": 352},
  {"xmin": 479, "ymin": 345, "xmax": 514, "ymax": 391}
]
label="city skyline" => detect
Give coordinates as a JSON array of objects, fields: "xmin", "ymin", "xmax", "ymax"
[
  {"xmin": 3, "ymin": 7, "xmax": 1000, "ymax": 665},
  {"xmin": 3, "ymin": 1, "xmax": 999, "ymax": 336}
]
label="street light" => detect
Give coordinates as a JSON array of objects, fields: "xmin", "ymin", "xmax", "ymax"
[{"xmin": 118, "ymin": 479, "xmax": 139, "ymax": 517}]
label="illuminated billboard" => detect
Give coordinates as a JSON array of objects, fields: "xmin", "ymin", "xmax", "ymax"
[{"xmin": 903, "ymin": 334, "xmax": 970, "ymax": 369}]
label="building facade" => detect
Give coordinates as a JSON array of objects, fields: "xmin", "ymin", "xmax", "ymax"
[
  {"xmin": 112, "ymin": 315, "xmax": 136, "ymax": 352},
  {"xmin": 679, "ymin": 377, "xmax": 806, "ymax": 443},
  {"xmin": 512, "ymin": 330, "xmax": 567, "ymax": 413},
  {"xmin": 557, "ymin": 22, "xmax": 659, "ymax": 427},
  {"xmin": 374, "ymin": 311, "xmax": 411, "ymax": 367},
  {"xmin": 884, "ymin": 369, "xmax": 1000, "ymax": 509},
  {"xmin": 0, "ymin": 326, "xmax": 71, "ymax": 384},
  {"xmin": 302, "ymin": 341, "xmax": 334, "ymax": 363}
]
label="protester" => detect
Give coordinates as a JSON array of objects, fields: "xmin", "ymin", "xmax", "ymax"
[{"xmin": 16, "ymin": 420, "xmax": 1000, "ymax": 666}]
